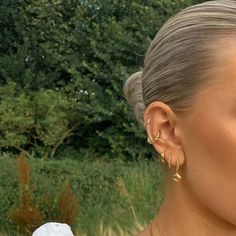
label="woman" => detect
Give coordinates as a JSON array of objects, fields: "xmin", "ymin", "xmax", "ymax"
[{"xmin": 123, "ymin": 0, "xmax": 236, "ymax": 235}]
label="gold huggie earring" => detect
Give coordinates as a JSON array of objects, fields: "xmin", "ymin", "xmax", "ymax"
[
  {"xmin": 160, "ymin": 152, "xmax": 166, "ymax": 163},
  {"xmin": 168, "ymin": 154, "xmax": 172, "ymax": 168},
  {"xmin": 147, "ymin": 131, "xmax": 161, "ymax": 144},
  {"xmin": 173, "ymin": 158, "xmax": 181, "ymax": 182}
]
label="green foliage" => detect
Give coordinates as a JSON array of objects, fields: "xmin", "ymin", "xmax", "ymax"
[
  {"xmin": 33, "ymin": 89, "xmax": 81, "ymax": 158},
  {"xmin": 0, "ymin": 153, "xmax": 163, "ymax": 235},
  {"xmin": 9, "ymin": 154, "xmax": 79, "ymax": 235},
  {"xmin": 0, "ymin": 83, "xmax": 34, "ymax": 151},
  {"xmin": 0, "ymin": 153, "xmax": 20, "ymax": 232},
  {"xmin": 0, "ymin": 82, "xmax": 82, "ymax": 158},
  {"xmin": 0, "ymin": 0, "xmax": 206, "ymax": 160}
]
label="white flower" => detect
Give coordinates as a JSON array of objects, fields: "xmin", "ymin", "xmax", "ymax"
[{"xmin": 32, "ymin": 222, "xmax": 74, "ymax": 236}]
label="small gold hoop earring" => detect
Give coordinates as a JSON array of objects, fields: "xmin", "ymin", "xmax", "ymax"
[
  {"xmin": 173, "ymin": 158, "xmax": 181, "ymax": 182},
  {"xmin": 168, "ymin": 154, "xmax": 172, "ymax": 168},
  {"xmin": 160, "ymin": 152, "xmax": 166, "ymax": 163},
  {"xmin": 147, "ymin": 131, "xmax": 161, "ymax": 144}
]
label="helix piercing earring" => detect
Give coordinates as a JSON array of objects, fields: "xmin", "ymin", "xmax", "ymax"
[
  {"xmin": 144, "ymin": 117, "xmax": 150, "ymax": 127},
  {"xmin": 173, "ymin": 157, "xmax": 181, "ymax": 182},
  {"xmin": 147, "ymin": 131, "xmax": 161, "ymax": 144},
  {"xmin": 160, "ymin": 152, "xmax": 166, "ymax": 163}
]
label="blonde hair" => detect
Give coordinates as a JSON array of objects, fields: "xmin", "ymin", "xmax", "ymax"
[{"xmin": 123, "ymin": 0, "xmax": 236, "ymax": 125}]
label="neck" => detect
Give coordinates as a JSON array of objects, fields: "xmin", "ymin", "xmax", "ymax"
[{"xmin": 153, "ymin": 175, "xmax": 236, "ymax": 236}]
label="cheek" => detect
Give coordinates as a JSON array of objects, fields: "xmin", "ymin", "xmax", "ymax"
[{"xmin": 183, "ymin": 113, "xmax": 236, "ymax": 224}]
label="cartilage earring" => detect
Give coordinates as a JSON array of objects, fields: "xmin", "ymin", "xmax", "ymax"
[
  {"xmin": 160, "ymin": 152, "xmax": 166, "ymax": 163},
  {"xmin": 147, "ymin": 131, "xmax": 161, "ymax": 144},
  {"xmin": 168, "ymin": 154, "xmax": 172, "ymax": 168},
  {"xmin": 173, "ymin": 158, "xmax": 181, "ymax": 182},
  {"xmin": 144, "ymin": 117, "xmax": 150, "ymax": 127}
]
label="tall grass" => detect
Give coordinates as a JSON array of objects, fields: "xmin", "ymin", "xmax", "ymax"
[
  {"xmin": 76, "ymin": 158, "xmax": 164, "ymax": 235},
  {"xmin": 0, "ymin": 154, "xmax": 164, "ymax": 235}
]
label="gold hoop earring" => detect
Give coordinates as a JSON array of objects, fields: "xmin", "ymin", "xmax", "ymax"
[
  {"xmin": 173, "ymin": 158, "xmax": 181, "ymax": 182},
  {"xmin": 147, "ymin": 131, "xmax": 161, "ymax": 144},
  {"xmin": 168, "ymin": 154, "xmax": 172, "ymax": 168},
  {"xmin": 160, "ymin": 152, "xmax": 166, "ymax": 163}
]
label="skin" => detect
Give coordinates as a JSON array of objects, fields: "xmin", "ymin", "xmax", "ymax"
[{"xmin": 139, "ymin": 42, "xmax": 236, "ymax": 236}]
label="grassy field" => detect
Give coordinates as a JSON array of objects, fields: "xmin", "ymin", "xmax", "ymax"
[
  {"xmin": 77, "ymin": 159, "xmax": 164, "ymax": 235},
  {"xmin": 0, "ymin": 154, "xmax": 164, "ymax": 235}
]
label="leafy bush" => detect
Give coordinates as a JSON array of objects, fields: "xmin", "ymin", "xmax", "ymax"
[
  {"xmin": 0, "ymin": 0, "xmax": 206, "ymax": 160},
  {"xmin": 0, "ymin": 82, "xmax": 83, "ymax": 158}
]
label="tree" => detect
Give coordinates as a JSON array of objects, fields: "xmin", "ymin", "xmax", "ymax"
[{"xmin": 0, "ymin": 0, "xmax": 205, "ymax": 159}]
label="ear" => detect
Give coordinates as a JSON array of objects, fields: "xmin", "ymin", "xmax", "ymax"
[{"xmin": 144, "ymin": 101, "xmax": 185, "ymax": 167}]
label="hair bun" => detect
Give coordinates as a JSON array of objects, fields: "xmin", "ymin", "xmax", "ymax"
[{"xmin": 123, "ymin": 71, "xmax": 146, "ymax": 126}]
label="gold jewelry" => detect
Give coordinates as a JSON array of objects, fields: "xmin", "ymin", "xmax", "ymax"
[
  {"xmin": 147, "ymin": 131, "xmax": 161, "ymax": 144},
  {"xmin": 173, "ymin": 157, "xmax": 181, "ymax": 182},
  {"xmin": 160, "ymin": 152, "xmax": 166, "ymax": 163},
  {"xmin": 144, "ymin": 117, "xmax": 151, "ymax": 127},
  {"xmin": 168, "ymin": 154, "xmax": 172, "ymax": 168}
]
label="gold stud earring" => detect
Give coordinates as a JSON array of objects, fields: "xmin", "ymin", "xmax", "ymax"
[
  {"xmin": 173, "ymin": 157, "xmax": 181, "ymax": 182},
  {"xmin": 144, "ymin": 117, "xmax": 150, "ymax": 127},
  {"xmin": 160, "ymin": 152, "xmax": 166, "ymax": 163},
  {"xmin": 168, "ymin": 154, "xmax": 172, "ymax": 168},
  {"xmin": 147, "ymin": 131, "xmax": 161, "ymax": 144}
]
